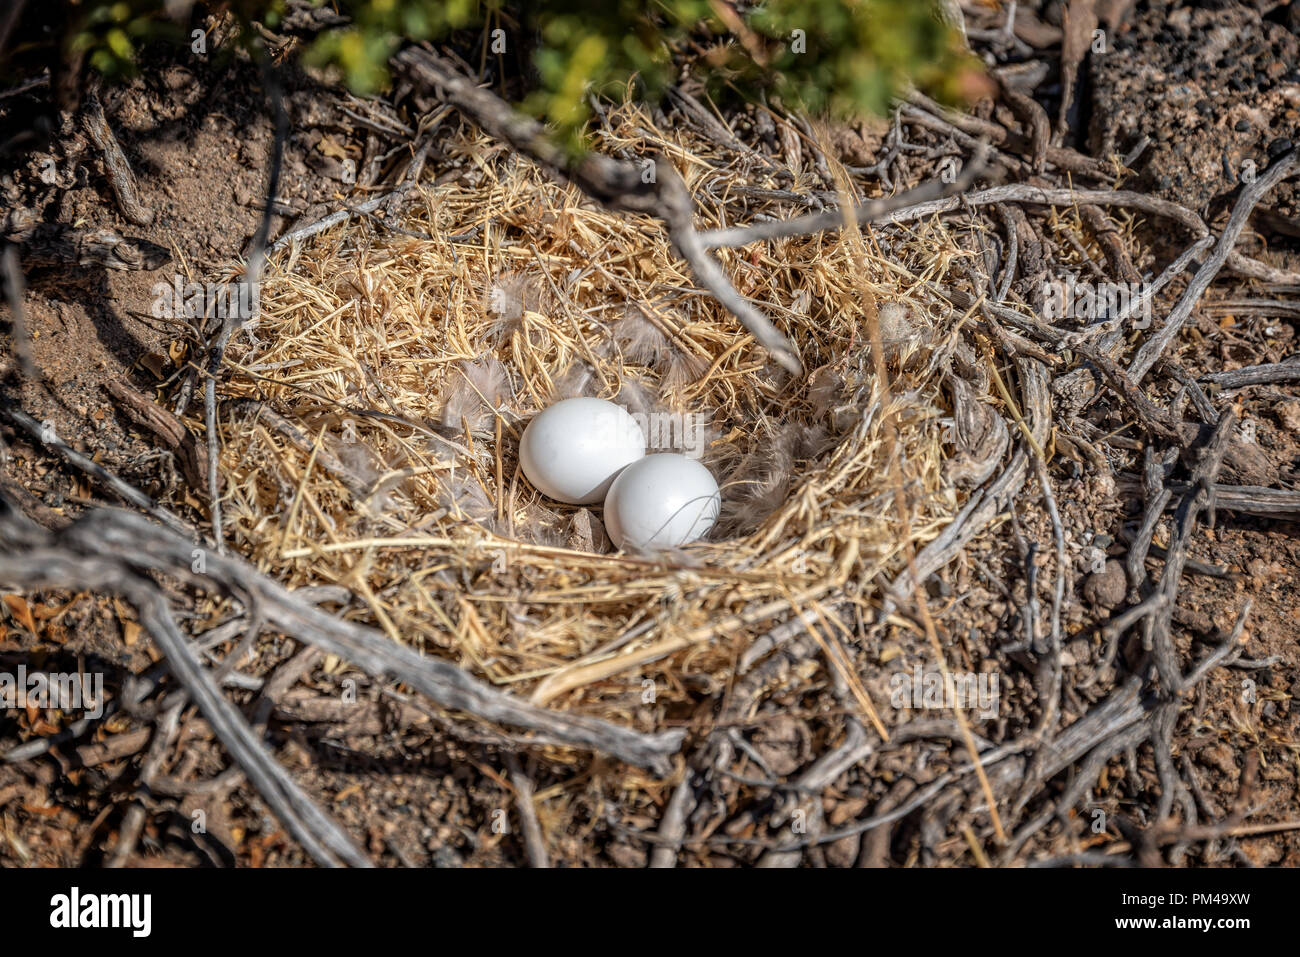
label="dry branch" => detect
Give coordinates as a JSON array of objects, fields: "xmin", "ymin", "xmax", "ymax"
[
  {"xmin": 1129, "ymin": 148, "xmax": 1300, "ymax": 382},
  {"xmin": 82, "ymin": 85, "xmax": 154, "ymax": 227},
  {"xmin": 0, "ymin": 500, "xmax": 684, "ymax": 773},
  {"xmin": 0, "ymin": 501, "xmax": 369, "ymax": 867},
  {"xmin": 393, "ymin": 45, "xmax": 936, "ymax": 375}
]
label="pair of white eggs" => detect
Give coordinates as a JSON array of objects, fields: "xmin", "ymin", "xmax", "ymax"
[{"xmin": 519, "ymin": 397, "xmax": 719, "ymax": 550}]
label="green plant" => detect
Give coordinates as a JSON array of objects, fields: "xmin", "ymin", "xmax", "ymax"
[
  {"xmin": 310, "ymin": 0, "xmax": 977, "ymax": 140},
  {"xmin": 29, "ymin": 1, "xmax": 977, "ymax": 144}
]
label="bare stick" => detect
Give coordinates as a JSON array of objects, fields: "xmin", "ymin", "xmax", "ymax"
[
  {"xmin": 82, "ymin": 85, "xmax": 154, "ymax": 226},
  {"xmin": 696, "ymin": 145, "xmax": 988, "ymax": 251},
  {"xmin": 270, "ymin": 186, "xmax": 416, "ymax": 253},
  {"xmin": 1129, "ymin": 148, "xmax": 1299, "ymax": 382},
  {"xmin": 0, "ymin": 243, "xmax": 35, "ymax": 379},
  {"xmin": 0, "ymin": 405, "xmax": 194, "ymax": 538},
  {"xmin": 108, "ymin": 700, "xmax": 183, "ymax": 867},
  {"xmin": 1115, "ymin": 477, "xmax": 1300, "ymax": 520},
  {"xmin": 0, "ymin": 510, "xmax": 370, "ymax": 866},
  {"xmin": 701, "ymin": 182, "xmax": 1296, "ymax": 286},
  {"xmin": 1201, "ymin": 358, "xmax": 1300, "ymax": 390},
  {"xmin": 1028, "ymin": 455, "xmax": 1065, "ymax": 743},
  {"xmin": 1153, "ymin": 411, "xmax": 1236, "ymax": 692},
  {"xmin": 667, "ymin": 210, "xmax": 801, "ymax": 372},
  {"xmin": 504, "ymin": 753, "xmax": 551, "ymax": 868},
  {"xmin": 2, "ymin": 503, "xmax": 683, "ymax": 771},
  {"xmin": 206, "ymin": 51, "xmax": 289, "ymax": 551},
  {"xmin": 394, "ymin": 47, "xmax": 805, "ymax": 373},
  {"xmin": 649, "ymin": 778, "xmax": 694, "ymax": 868}
]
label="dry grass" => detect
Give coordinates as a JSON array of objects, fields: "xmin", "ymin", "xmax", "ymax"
[{"xmin": 213, "ymin": 97, "xmax": 976, "ymax": 784}]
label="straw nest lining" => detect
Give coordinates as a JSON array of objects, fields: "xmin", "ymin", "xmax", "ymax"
[{"xmin": 218, "ymin": 98, "xmax": 972, "ymax": 759}]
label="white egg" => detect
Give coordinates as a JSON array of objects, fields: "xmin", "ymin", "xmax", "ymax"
[
  {"xmin": 603, "ymin": 453, "xmax": 720, "ymax": 550},
  {"xmin": 519, "ymin": 397, "xmax": 646, "ymax": 505}
]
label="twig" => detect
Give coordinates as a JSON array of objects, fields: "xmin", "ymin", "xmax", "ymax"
[
  {"xmin": 1115, "ymin": 476, "xmax": 1300, "ymax": 520},
  {"xmin": 1034, "ymin": 456, "xmax": 1066, "ymax": 730},
  {"xmin": 993, "ymin": 204, "xmax": 1018, "ymax": 303},
  {"xmin": 1129, "ymin": 148, "xmax": 1299, "ymax": 381},
  {"xmin": 1201, "ymin": 358, "xmax": 1300, "ymax": 390},
  {"xmin": 1077, "ymin": 347, "xmax": 1181, "ymax": 442},
  {"xmin": 715, "ymin": 182, "xmax": 1299, "ymax": 285},
  {"xmin": 82, "ymin": 84, "xmax": 154, "ymax": 226},
  {"xmin": 1162, "ymin": 360, "xmax": 1220, "ymax": 425},
  {"xmin": 649, "ymin": 778, "xmax": 694, "ymax": 868},
  {"xmin": 103, "ymin": 377, "xmax": 206, "ymax": 488},
  {"xmin": 1124, "ymin": 445, "xmax": 1176, "ymax": 602},
  {"xmin": 206, "ymin": 50, "xmax": 288, "ymax": 552},
  {"xmin": 1059, "ymin": 234, "xmax": 1214, "ymax": 350},
  {"xmin": 695, "ymin": 143, "xmax": 989, "ymax": 251},
  {"xmin": 0, "ymin": 503, "xmax": 684, "ymax": 772},
  {"xmin": 395, "ymin": 47, "xmax": 816, "ymax": 372},
  {"xmin": 755, "ymin": 719, "xmax": 871, "ymax": 866},
  {"xmin": 1079, "ymin": 204, "xmax": 1142, "ymax": 284},
  {"xmin": 0, "ymin": 505, "xmax": 370, "ymax": 867},
  {"xmin": 269, "ymin": 185, "xmax": 418, "ymax": 253},
  {"xmin": 1151, "ymin": 411, "xmax": 1237, "ymax": 692},
  {"xmin": 1181, "ymin": 599, "xmax": 1250, "ymax": 688},
  {"xmin": 0, "ymin": 405, "xmax": 194, "ymax": 538},
  {"xmin": 0, "ymin": 73, "xmax": 48, "ymax": 101},
  {"xmin": 0, "ymin": 243, "xmax": 35, "ymax": 379},
  {"xmin": 504, "ymin": 753, "xmax": 551, "ymax": 868},
  {"xmin": 108, "ymin": 698, "xmax": 184, "ymax": 867}
]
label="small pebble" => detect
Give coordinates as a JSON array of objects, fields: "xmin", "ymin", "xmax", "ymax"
[
  {"xmin": 1082, "ymin": 560, "xmax": 1127, "ymax": 610},
  {"xmin": 1276, "ymin": 399, "xmax": 1300, "ymax": 434}
]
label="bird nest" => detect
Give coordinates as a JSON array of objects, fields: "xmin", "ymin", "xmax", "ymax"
[{"xmin": 215, "ymin": 98, "xmax": 975, "ymax": 775}]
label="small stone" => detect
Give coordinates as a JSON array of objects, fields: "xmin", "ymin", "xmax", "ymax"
[
  {"xmin": 751, "ymin": 714, "xmax": 810, "ymax": 776},
  {"xmin": 1082, "ymin": 560, "xmax": 1127, "ymax": 610},
  {"xmin": 162, "ymin": 66, "xmax": 195, "ymax": 91},
  {"xmin": 1234, "ymin": 118, "xmax": 1251, "ymax": 132},
  {"xmin": 824, "ymin": 833, "xmax": 862, "ymax": 868},
  {"xmin": 1202, "ymin": 744, "xmax": 1237, "ymax": 777},
  {"xmin": 1276, "ymin": 399, "xmax": 1300, "ymax": 434},
  {"xmin": 927, "ymin": 575, "xmax": 952, "ymax": 598},
  {"xmin": 566, "ymin": 508, "xmax": 611, "ymax": 553}
]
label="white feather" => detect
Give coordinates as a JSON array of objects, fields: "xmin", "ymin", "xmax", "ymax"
[
  {"xmin": 548, "ymin": 362, "xmax": 595, "ymax": 402},
  {"xmin": 807, "ymin": 365, "xmax": 844, "ymax": 418},
  {"xmin": 436, "ymin": 470, "xmax": 494, "ymax": 525},
  {"xmin": 614, "ymin": 308, "xmax": 672, "ymax": 367},
  {"xmin": 663, "ymin": 352, "xmax": 706, "ymax": 395},
  {"xmin": 484, "ymin": 272, "xmax": 541, "ymax": 336},
  {"xmin": 715, "ymin": 421, "xmax": 799, "ymax": 535},
  {"xmin": 516, "ymin": 502, "xmax": 564, "ymax": 546},
  {"xmin": 461, "ymin": 356, "xmax": 513, "ymax": 408},
  {"xmin": 615, "ymin": 375, "xmax": 661, "ymax": 418},
  {"xmin": 878, "ymin": 301, "xmax": 918, "ymax": 349},
  {"xmin": 437, "ymin": 358, "xmax": 512, "ymax": 433}
]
